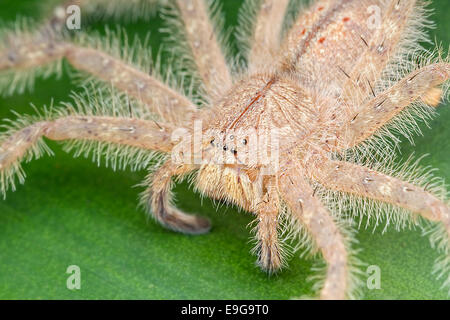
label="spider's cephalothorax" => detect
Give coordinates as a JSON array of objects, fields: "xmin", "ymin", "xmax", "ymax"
[{"xmin": 0, "ymin": 0, "xmax": 449, "ymax": 299}]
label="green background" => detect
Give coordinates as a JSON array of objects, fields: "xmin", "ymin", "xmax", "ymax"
[{"xmin": 0, "ymin": 0, "xmax": 449, "ymax": 299}]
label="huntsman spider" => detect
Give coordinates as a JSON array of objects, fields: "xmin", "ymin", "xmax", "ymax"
[{"xmin": 0, "ymin": 0, "xmax": 449, "ymax": 299}]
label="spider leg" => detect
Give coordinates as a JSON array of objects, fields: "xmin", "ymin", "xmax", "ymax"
[
  {"xmin": 175, "ymin": 0, "xmax": 232, "ymax": 100},
  {"xmin": 140, "ymin": 160, "xmax": 211, "ymax": 235},
  {"xmin": 0, "ymin": 115, "xmax": 174, "ymax": 197},
  {"xmin": 311, "ymin": 158, "xmax": 450, "ymax": 291},
  {"xmin": 0, "ymin": 35, "xmax": 197, "ymax": 125},
  {"xmin": 65, "ymin": 45, "xmax": 198, "ymax": 125},
  {"xmin": 247, "ymin": 0, "xmax": 290, "ymax": 72},
  {"xmin": 339, "ymin": 62, "xmax": 450, "ymax": 148},
  {"xmin": 311, "ymin": 159, "xmax": 449, "ymax": 226},
  {"xmin": 278, "ymin": 163, "xmax": 353, "ymax": 300},
  {"xmin": 253, "ymin": 178, "xmax": 283, "ymax": 273}
]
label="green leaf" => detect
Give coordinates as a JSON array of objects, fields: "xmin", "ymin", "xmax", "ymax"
[{"xmin": 0, "ymin": 0, "xmax": 449, "ymax": 299}]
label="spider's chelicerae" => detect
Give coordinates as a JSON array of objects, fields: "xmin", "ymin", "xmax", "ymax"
[{"xmin": 0, "ymin": 0, "xmax": 449, "ymax": 299}]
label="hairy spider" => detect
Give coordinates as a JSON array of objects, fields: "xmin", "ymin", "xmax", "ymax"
[{"xmin": 0, "ymin": 0, "xmax": 449, "ymax": 299}]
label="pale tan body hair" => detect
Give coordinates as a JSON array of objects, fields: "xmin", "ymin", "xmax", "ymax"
[{"xmin": 0, "ymin": 0, "xmax": 449, "ymax": 299}]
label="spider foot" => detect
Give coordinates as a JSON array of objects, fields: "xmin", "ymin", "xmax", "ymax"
[
  {"xmin": 257, "ymin": 241, "xmax": 283, "ymax": 274},
  {"xmin": 158, "ymin": 206, "xmax": 212, "ymax": 235}
]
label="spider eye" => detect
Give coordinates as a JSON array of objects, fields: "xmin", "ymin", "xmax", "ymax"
[
  {"xmin": 210, "ymin": 138, "xmax": 215, "ymax": 146},
  {"xmin": 241, "ymin": 139, "xmax": 247, "ymax": 145},
  {"xmin": 223, "ymin": 145, "xmax": 228, "ymax": 151}
]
